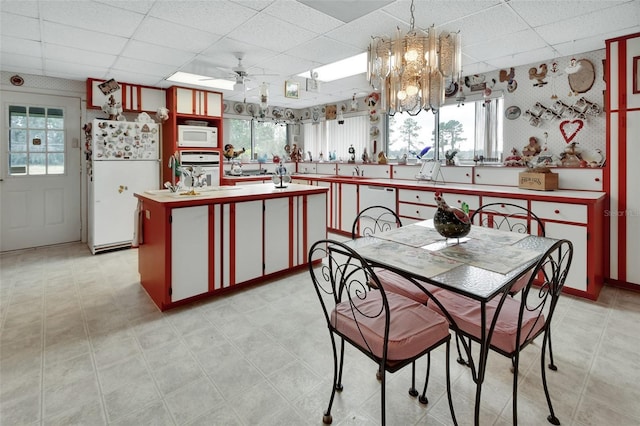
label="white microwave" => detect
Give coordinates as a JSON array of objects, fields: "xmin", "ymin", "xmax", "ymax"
[{"xmin": 177, "ymin": 125, "xmax": 218, "ymax": 148}]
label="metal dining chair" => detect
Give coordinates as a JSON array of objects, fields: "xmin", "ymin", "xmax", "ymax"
[
  {"xmin": 465, "ymin": 202, "xmax": 564, "ymax": 371},
  {"xmin": 351, "ymin": 205, "xmax": 403, "ymax": 239},
  {"xmin": 307, "ymin": 239, "xmax": 458, "ymax": 426},
  {"xmin": 470, "ymin": 202, "xmax": 546, "ymax": 295},
  {"xmin": 429, "ymin": 239, "xmax": 574, "ymax": 425}
]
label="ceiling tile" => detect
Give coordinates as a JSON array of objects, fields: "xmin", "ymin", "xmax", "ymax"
[
  {"xmin": 42, "ymin": 21, "xmax": 128, "ymax": 55},
  {"xmin": 263, "ymin": 1, "xmax": 344, "ymax": 34},
  {"xmin": 1, "ymin": 36, "xmax": 42, "ymax": 57},
  {"xmin": 290, "ymin": 36, "xmax": 363, "ymax": 64},
  {"xmin": 93, "ymin": 0, "xmax": 156, "ymax": 15},
  {"xmin": 39, "ymin": 1, "xmax": 145, "ymax": 38},
  {"xmin": 149, "ymin": 1, "xmax": 257, "ymax": 35},
  {"xmin": 464, "ymin": 29, "xmax": 547, "ymax": 63},
  {"xmin": 225, "ymin": 13, "xmax": 317, "ymax": 52},
  {"xmin": 485, "ymin": 46, "xmax": 558, "ymax": 71},
  {"xmin": 44, "ymin": 58, "xmax": 110, "ymax": 80},
  {"xmin": 1, "ymin": 51, "xmax": 42, "ymax": 71},
  {"xmin": 535, "ymin": 2, "xmax": 640, "ymax": 46},
  {"xmin": 111, "ymin": 56, "xmax": 177, "ymax": 78},
  {"xmin": 120, "ymin": 40, "xmax": 198, "ymax": 67},
  {"xmin": 509, "ymin": 1, "xmax": 627, "ymax": 28},
  {"xmin": 296, "ymin": 0, "xmax": 393, "ymax": 23},
  {"xmin": 324, "ymin": 11, "xmax": 410, "ymax": 50},
  {"xmin": 132, "ymin": 17, "xmax": 222, "ymax": 53},
  {"xmin": 1, "ymin": 13, "xmax": 41, "ymax": 40},
  {"xmin": 44, "ymin": 43, "xmax": 116, "ymax": 69},
  {"xmin": 197, "ymin": 40, "xmax": 279, "ymax": 70},
  {"xmin": 0, "ymin": 0, "xmax": 39, "ymax": 18}
]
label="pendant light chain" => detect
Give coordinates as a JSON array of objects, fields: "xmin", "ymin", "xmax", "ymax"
[{"xmin": 409, "ymin": 0, "xmax": 415, "ymax": 31}]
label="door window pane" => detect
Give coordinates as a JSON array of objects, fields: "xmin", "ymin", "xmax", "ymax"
[{"xmin": 7, "ymin": 104, "xmax": 66, "ymax": 176}]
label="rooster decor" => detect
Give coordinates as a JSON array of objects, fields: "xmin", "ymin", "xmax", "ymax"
[
  {"xmin": 433, "ymin": 192, "xmax": 471, "ymax": 239},
  {"xmin": 529, "ymin": 64, "xmax": 548, "ymax": 87}
]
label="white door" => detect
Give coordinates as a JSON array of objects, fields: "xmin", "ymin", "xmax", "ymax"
[{"xmin": 0, "ymin": 92, "xmax": 81, "ymax": 251}]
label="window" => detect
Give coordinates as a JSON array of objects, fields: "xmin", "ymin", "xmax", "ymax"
[
  {"xmin": 223, "ymin": 118, "xmax": 287, "ymax": 161},
  {"xmin": 8, "ymin": 105, "xmax": 66, "ymax": 175},
  {"xmin": 303, "ymin": 115, "xmax": 368, "ymax": 161},
  {"xmin": 388, "ymin": 97, "xmax": 504, "ymax": 164}
]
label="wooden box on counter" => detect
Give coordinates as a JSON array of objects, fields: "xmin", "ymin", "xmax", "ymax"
[{"xmin": 518, "ymin": 171, "xmax": 559, "ymax": 191}]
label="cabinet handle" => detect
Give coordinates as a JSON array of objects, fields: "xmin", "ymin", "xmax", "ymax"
[
  {"xmin": 476, "ymin": 174, "xmax": 480, "ymax": 177},
  {"xmin": 501, "ymin": 204, "xmax": 505, "ymax": 208},
  {"xmin": 595, "ymin": 177, "xmax": 600, "ymax": 182},
  {"xmin": 466, "ymin": 173, "xmax": 470, "ymax": 177},
  {"xmin": 554, "ymin": 209, "xmax": 560, "ymax": 214},
  {"xmin": 457, "ymin": 199, "xmax": 461, "ymax": 204}
]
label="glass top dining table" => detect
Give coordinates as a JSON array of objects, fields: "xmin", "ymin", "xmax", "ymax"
[{"xmin": 342, "ymin": 219, "xmax": 558, "ymax": 425}]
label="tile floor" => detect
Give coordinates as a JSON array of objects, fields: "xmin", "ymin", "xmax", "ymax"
[{"xmin": 1, "ymin": 242, "xmax": 640, "ymax": 425}]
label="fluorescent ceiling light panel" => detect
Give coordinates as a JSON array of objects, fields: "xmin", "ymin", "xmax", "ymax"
[
  {"xmin": 299, "ymin": 52, "xmax": 367, "ymax": 82},
  {"xmin": 166, "ymin": 71, "xmax": 235, "ymax": 90}
]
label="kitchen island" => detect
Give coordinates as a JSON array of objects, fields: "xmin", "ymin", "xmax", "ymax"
[{"xmin": 134, "ymin": 183, "xmax": 327, "ymax": 310}]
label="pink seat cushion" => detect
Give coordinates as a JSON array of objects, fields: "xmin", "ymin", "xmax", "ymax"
[
  {"xmin": 376, "ymin": 269, "xmax": 443, "ymax": 305},
  {"xmin": 509, "ymin": 270, "xmax": 532, "ymax": 294},
  {"xmin": 331, "ymin": 291, "xmax": 450, "ymax": 361},
  {"xmin": 429, "ymin": 291, "xmax": 545, "ymax": 354}
]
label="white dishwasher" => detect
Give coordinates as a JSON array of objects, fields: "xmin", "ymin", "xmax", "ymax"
[{"xmin": 359, "ymin": 185, "xmax": 397, "ymax": 211}]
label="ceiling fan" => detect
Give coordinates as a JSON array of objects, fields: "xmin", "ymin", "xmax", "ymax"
[{"xmin": 204, "ymin": 53, "xmax": 277, "ymax": 92}]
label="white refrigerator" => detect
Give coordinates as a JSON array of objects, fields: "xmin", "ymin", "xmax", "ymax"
[{"xmin": 88, "ymin": 119, "xmax": 160, "ymax": 254}]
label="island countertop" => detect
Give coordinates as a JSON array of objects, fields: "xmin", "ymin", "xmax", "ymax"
[{"xmin": 135, "ymin": 182, "xmax": 329, "ymax": 206}]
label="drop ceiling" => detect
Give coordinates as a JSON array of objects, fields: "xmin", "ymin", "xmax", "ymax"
[{"xmin": 1, "ymin": 0, "xmax": 638, "ymax": 109}]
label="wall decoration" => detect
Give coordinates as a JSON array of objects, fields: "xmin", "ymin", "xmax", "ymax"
[
  {"xmin": 325, "ymin": 104, "xmax": 336, "ymax": 120},
  {"xmin": 505, "ymin": 105, "xmax": 521, "ymax": 120},
  {"xmin": 98, "ymin": 78, "xmax": 120, "ymax": 95},
  {"xmin": 528, "ymin": 64, "xmax": 548, "ymax": 87},
  {"xmin": 567, "ymin": 59, "xmax": 595, "ymax": 95},
  {"xmin": 284, "ymin": 80, "xmax": 299, "ymax": 99},
  {"xmin": 10, "ymin": 74, "xmax": 24, "ymax": 86},
  {"xmin": 633, "ymin": 56, "xmax": 640, "ymax": 94},
  {"xmin": 464, "ymin": 74, "xmax": 486, "ymax": 91},
  {"xmin": 559, "ymin": 119, "xmax": 584, "ymax": 144}
]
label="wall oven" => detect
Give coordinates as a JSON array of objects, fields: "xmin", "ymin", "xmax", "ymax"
[{"xmin": 179, "ymin": 151, "xmax": 221, "ymax": 187}]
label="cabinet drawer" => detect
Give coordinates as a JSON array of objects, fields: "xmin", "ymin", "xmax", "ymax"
[
  {"xmin": 399, "ymin": 203, "xmax": 436, "ymax": 220},
  {"xmin": 440, "ymin": 166, "xmax": 473, "ymax": 184},
  {"xmin": 556, "ymin": 168, "xmax": 603, "ymax": 191},
  {"xmin": 392, "ymin": 165, "xmax": 421, "ymax": 180},
  {"xmin": 531, "ymin": 201, "xmax": 588, "ymax": 224},
  {"xmin": 447, "ymin": 194, "xmax": 480, "ymax": 211},
  {"xmin": 479, "ymin": 197, "xmax": 528, "ymax": 213},
  {"xmin": 398, "ymin": 189, "xmax": 437, "ymax": 204}
]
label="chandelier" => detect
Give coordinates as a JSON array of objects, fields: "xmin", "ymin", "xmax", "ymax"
[{"xmin": 367, "ymin": 0, "xmax": 462, "ymax": 115}]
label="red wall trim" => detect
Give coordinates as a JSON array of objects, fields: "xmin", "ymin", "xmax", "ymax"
[
  {"xmin": 289, "ymin": 198, "xmax": 294, "ymax": 267},
  {"xmin": 617, "ymin": 40, "xmax": 628, "ymax": 282},
  {"xmin": 230, "ymin": 203, "xmax": 236, "ymax": 285}
]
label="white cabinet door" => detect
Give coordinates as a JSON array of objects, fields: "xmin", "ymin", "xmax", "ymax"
[
  {"xmin": 316, "ymin": 181, "xmax": 334, "ymax": 229},
  {"xmin": 300, "ymin": 193, "xmax": 327, "ymax": 264},
  {"xmin": 340, "ymin": 183, "xmax": 358, "ymax": 233},
  {"xmin": 234, "ymin": 200, "xmax": 263, "ymax": 283},
  {"xmin": 204, "ymin": 91, "xmax": 222, "ymax": 117},
  {"xmin": 171, "ymin": 206, "xmax": 209, "ymax": 302},
  {"xmin": 176, "ymin": 87, "xmax": 194, "ymax": 115},
  {"xmin": 264, "ymin": 197, "xmax": 291, "ymax": 274},
  {"xmin": 544, "ymin": 222, "xmax": 588, "ymax": 292}
]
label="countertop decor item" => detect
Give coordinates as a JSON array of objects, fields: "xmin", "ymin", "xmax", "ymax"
[{"xmin": 433, "ymin": 192, "xmax": 471, "ymax": 239}]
